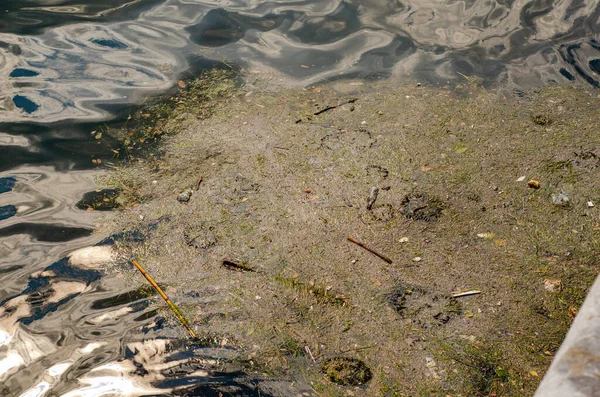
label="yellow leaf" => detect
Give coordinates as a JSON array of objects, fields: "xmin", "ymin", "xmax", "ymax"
[
  {"xmin": 530, "ymin": 370, "xmax": 538, "ymax": 377},
  {"xmin": 455, "ymin": 145, "xmax": 468, "ymax": 154}
]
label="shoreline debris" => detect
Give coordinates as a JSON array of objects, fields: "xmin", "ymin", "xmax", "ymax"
[
  {"xmin": 543, "ymin": 278, "xmax": 562, "ymax": 293},
  {"xmin": 551, "ymin": 192, "xmax": 569, "ymax": 206},
  {"xmin": 313, "ymin": 98, "xmax": 358, "ymax": 116},
  {"xmin": 177, "ymin": 188, "xmax": 193, "ymax": 203},
  {"xmin": 131, "ymin": 259, "xmax": 197, "ymax": 340},
  {"xmin": 222, "ymin": 259, "xmax": 256, "ymax": 272},
  {"xmin": 322, "ymin": 357, "xmax": 373, "ymax": 385},
  {"xmin": 305, "ymin": 345, "xmax": 317, "ymax": 363},
  {"xmin": 451, "ymin": 289, "xmax": 482, "ymax": 298},
  {"xmin": 195, "ymin": 176, "xmax": 203, "ymax": 191},
  {"xmin": 347, "ymin": 237, "xmax": 393, "ymax": 264},
  {"xmin": 366, "ymin": 186, "xmax": 379, "ymax": 210}
]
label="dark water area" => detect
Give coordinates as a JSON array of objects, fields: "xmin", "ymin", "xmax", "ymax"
[{"xmin": 0, "ymin": 0, "xmax": 599, "ymax": 395}]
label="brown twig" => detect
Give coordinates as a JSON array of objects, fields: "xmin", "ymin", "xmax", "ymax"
[
  {"xmin": 195, "ymin": 176, "xmax": 203, "ymax": 191},
  {"xmin": 286, "ymin": 325, "xmax": 306, "ymax": 342},
  {"xmin": 222, "ymin": 259, "xmax": 256, "ymax": 272},
  {"xmin": 338, "ymin": 343, "xmax": 378, "ymax": 354},
  {"xmin": 313, "ymin": 98, "xmax": 358, "ymax": 116},
  {"xmin": 131, "ymin": 259, "xmax": 197, "ymax": 340},
  {"xmin": 305, "ymin": 345, "xmax": 317, "ymax": 363},
  {"xmin": 347, "ymin": 237, "xmax": 393, "ymax": 264}
]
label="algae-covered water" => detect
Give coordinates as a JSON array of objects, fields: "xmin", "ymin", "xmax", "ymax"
[{"xmin": 0, "ymin": 0, "xmax": 599, "ymax": 396}]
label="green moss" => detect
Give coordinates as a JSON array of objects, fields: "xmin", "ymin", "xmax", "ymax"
[
  {"xmin": 322, "ymin": 357, "xmax": 373, "ymax": 386},
  {"xmin": 273, "ymin": 274, "xmax": 349, "ymax": 306}
]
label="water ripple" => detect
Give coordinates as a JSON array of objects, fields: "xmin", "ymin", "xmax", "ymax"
[{"xmin": 0, "ymin": 0, "xmax": 596, "ymax": 123}]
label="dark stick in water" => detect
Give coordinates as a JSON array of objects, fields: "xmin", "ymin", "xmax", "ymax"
[
  {"xmin": 347, "ymin": 237, "xmax": 393, "ymax": 264},
  {"xmin": 195, "ymin": 176, "xmax": 203, "ymax": 191}
]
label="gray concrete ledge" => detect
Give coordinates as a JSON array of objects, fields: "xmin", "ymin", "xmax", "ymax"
[{"xmin": 535, "ymin": 275, "xmax": 600, "ymax": 396}]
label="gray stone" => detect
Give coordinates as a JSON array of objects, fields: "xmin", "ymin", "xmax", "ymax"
[{"xmin": 535, "ymin": 275, "xmax": 600, "ymax": 396}]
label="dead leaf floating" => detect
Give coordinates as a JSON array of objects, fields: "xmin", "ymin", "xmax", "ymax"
[{"xmin": 543, "ymin": 278, "xmax": 562, "ymax": 293}]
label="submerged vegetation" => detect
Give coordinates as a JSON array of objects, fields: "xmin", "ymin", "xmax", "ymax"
[{"xmin": 97, "ymin": 70, "xmax": 600, "ymax": 395}]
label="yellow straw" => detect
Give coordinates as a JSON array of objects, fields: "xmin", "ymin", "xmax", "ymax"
[{"xmin": 131, "ymin": 259, "xmax": 197, "ymax": 340}]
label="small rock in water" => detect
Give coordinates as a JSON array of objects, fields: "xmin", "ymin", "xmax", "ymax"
[
  {"xmin": 68, "ymin": 246, "xmax": 115, "ymax": 268},
  {"xmin": 551, "ymin": 192, "xmax": 569, "ymax": 205},
  {"xmin": 177, "ymin": 188, "xmax": 193, "ymax": 203},
  {"xmin": 366, "ymin": 186, "xmax": 379, "ymax": 210}
]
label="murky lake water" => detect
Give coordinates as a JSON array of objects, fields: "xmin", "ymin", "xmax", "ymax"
[{"xmin": 0, "ymin": 0, "xmax": 599, "ymax": 395}]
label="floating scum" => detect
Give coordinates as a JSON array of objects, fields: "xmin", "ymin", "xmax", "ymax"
[{"xmin": 98, "ymin": 72, "xmax": 600, "ymax": 395}]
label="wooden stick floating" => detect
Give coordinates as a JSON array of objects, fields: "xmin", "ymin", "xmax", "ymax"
[
  {"xmin": 305, "ymin": 345, "xmax": 317, "ymax": 364},
  {"xmin": 347, "ymin": 237, "xmax": 393, "ymax": 264},
  {"xmin": 131, "ymin": 259, "xmax": 197, "ymax": 340},
  {"xmin": 451, "ymin": 290, "xmax": 481, "ymax": 298},
  {"xmin": 222, "ymin": 259, "xmax": 256, "ymax": 272},
  {"xmin": 313, "ymin": 98, "xmax": 358, "ymax": 116},
  {"xmin": 195, "ymin": 176, "xmax": 203, "ymax": 191}
]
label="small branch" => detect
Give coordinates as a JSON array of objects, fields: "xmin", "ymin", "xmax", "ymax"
[
  {"xmin": 451, "ymin": 290, "xmax": 481, "ymax": 298},
  {"xmin": 338, "ymin": 343, "xmax": 378, "ymax": 354},
  {"xmin": 195, "ymin": 176, "xmax": 203, "ymax": 191},
  {"xmin": 305, "ymin": 345, "xmax": 317, "ymax": 363},
  {"xmin": 347, "ymin": 237, "xmax": 392, "ymax": 264},
  {"xmin": 222, "ymin": 259, "xmax": 256, "ymax": 272},
  {"xmin": 313, "ymin": 98, "xmax": 358, "ymax": 116},
  {"xmin": 286, "ymin": 326, "xmax": 306, "ymax": 342},
  {"xmin": 131, "ymin": 260, "xmax": 197, "ymax": 340}
]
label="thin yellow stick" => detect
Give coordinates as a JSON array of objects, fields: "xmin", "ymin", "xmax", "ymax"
[{"xmin": 131, "ymin": 259, "xmax": 197, "ymax": 340}]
